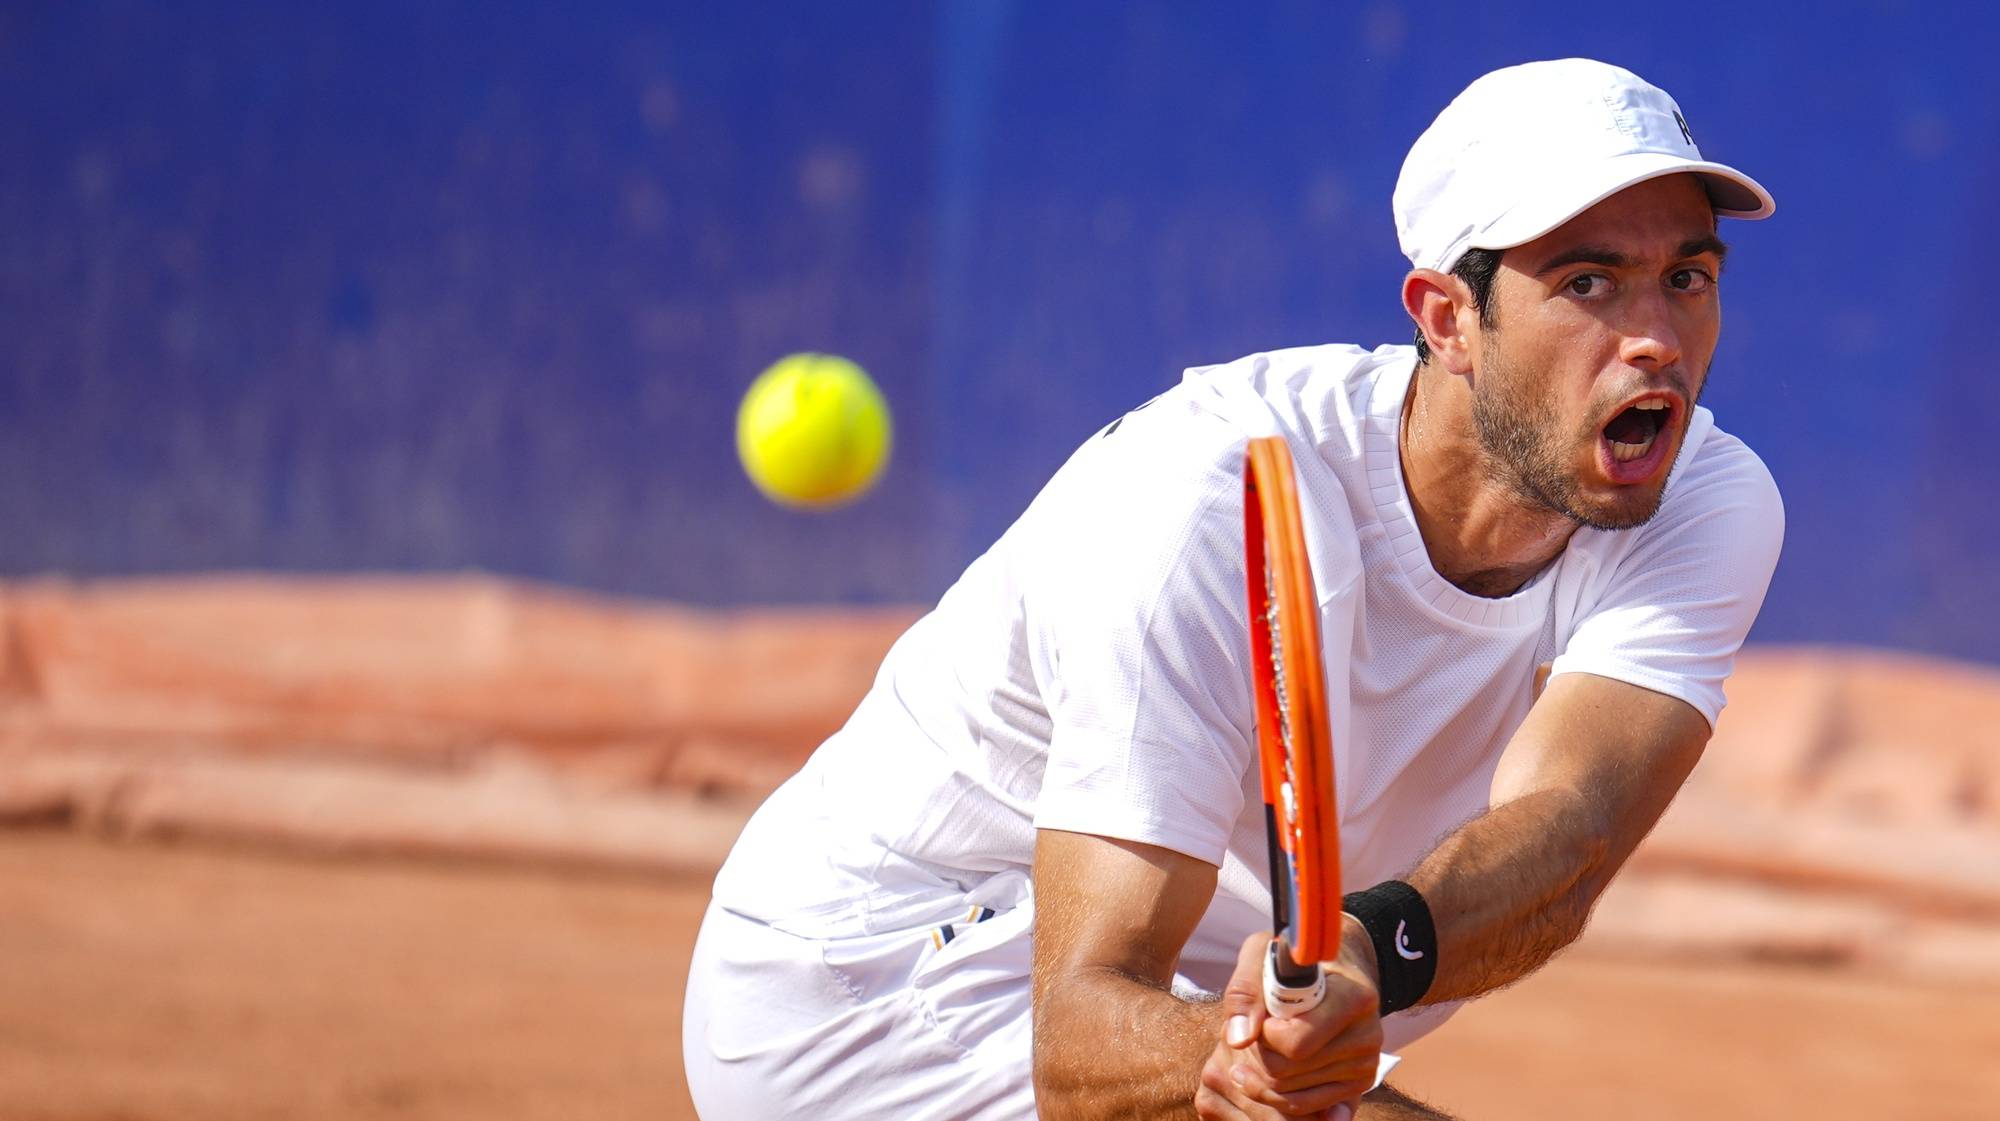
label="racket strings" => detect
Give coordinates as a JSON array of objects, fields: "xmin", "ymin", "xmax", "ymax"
[{"xmin": 1264, "ymin": 564, "xmax": 1306, "ymax": 856}]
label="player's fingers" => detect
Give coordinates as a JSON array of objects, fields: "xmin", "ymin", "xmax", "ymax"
[
  {"xmin": 1258, "ymin": 974, "xmax": 1378, "ymax": 1061},
  {"xmin": 1241, "ymin": 1074, "xmax": 1373, "ymax": 1116},
  {"xmin": 1221, "ymin": 930, "xmax": 1273, "ymax": 1049},
  {"xmin": 1193, "ymin": 1081, "xmax": 1251, "ymax": 1121},
  {"xmin": 1198, "ymin": 1064, "xmax": 1287, "ymax": 1121},
  {"xmin": 1202, "ymin": 1043, "xmax": 1272, "ymax": 1120},
  {"xmin": 1266, "ymin": 1058, "xmax": 1377, "ymax": 1099},
  {"xmin": 1256, "ymin": 1016, "xmax": 1383, "ymax": 1089},
  {"xmin": 1195, "ymin": 1083, "xmax": 1258, "ymax": 1121},
  {"xmin": 1210, "ymin": 1044, "xmax": 1339, "ymax": 1120},
  {"xmin": 1196, "ymin": 1080, "xmax": 1301, "ymax": 1121},
  {"xmin": 1225, "ymin": 1041, "xmax": 1372, "ymax": 1108}
]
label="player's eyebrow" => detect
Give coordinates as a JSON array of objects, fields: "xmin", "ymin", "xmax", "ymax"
[
  {"xmin": 1532, "ymin": 244, "xmax": 1629, "ymax": 276},
  {"xmin": 1532, "ymin": 235, "xmax": 1731, "ymax": 277},
  {"xmin": 1677, "ymin": 235, "xmax": 1730, "ymax": 270}
]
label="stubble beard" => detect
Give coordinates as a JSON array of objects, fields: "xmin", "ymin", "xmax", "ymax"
[{"xmin": 1469, "ymin": 344, "xmax": 1694, "ymax": 533}]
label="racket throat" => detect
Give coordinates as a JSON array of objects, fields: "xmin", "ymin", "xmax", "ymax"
[{"xmin": 1263, "ymin": 802, "xmax": 1293, "ymax": 930}]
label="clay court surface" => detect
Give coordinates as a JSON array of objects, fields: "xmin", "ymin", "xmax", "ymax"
[
  {"xmin": 4, "ymin": 581, "xmax": 1997, "ymax": 1119},
  {"xmin": 5, "ymin": 831, "xmax": 1995, "ymax": 1121}
]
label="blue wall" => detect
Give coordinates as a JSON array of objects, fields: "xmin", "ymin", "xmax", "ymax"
[{"xmin": 4, "ymin": 3, "xmax": 1999, "ymax": 663}]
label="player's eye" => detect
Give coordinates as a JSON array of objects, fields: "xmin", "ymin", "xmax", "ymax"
[
  {"xmin": 1668, "ymin": 268, "xmax": 1714, "ymax": 293},
  {"xmin": 1565, "ymin": 274, "xmax": 1609, "ymax": 297}
]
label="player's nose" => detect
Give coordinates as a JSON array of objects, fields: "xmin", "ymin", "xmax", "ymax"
[{"xmin": 1617, "ymin": 286, "xmax": 1683, "ymax": 371}]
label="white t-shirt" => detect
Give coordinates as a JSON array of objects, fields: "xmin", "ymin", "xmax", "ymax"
[{"xmin": 713, "ymin": 343, "xmax": 1783, "ymax": 1049}]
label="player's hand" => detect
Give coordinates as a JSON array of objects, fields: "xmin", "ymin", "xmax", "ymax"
[{"xmin": 1196, "ymin": 921, "xmax": 1382, "ymax": 1119}]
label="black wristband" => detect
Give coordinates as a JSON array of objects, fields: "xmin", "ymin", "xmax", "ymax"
[{"xmin": 1342, "ymin": 880, "xmax": 1437, "ymax": 1015}]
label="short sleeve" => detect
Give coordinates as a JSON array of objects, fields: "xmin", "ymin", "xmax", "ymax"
[
  {"xmin": 1549, "ymin": 432, "xmax": 1784, "ymax": 728},
  {"xmin": 1023, "ymin": 395, "xmax": 1261, "ymax": 867}
]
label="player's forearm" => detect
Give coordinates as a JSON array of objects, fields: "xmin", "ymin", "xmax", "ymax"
[
  {"xmin": 1405, "ymin": 785, "xmax": 1612, "ymax": 1004},
  {"xmin": 1032, "ymin": 965, "xmax": 1221, "ymax": 1121}
]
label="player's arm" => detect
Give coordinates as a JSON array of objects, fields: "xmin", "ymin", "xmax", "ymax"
[
  {"xmin": 1404, "ymin": 671, "xmax": 1709, "ymax": 1004},
  {"xmin": 1030, "ymin": 829, "xmax": 1223, "ymax": 1120},
  {"xmin": 1033, "ymin": 830, "xmax": 1383, "ymax": 1121},
  {"xmin": 1358, "ymin": 1083, "xmax": 1462, "ymax": 1119},
  {"xmin": 1391, "ymin": 442, "xmax": 1782, "ymax": 1006}
]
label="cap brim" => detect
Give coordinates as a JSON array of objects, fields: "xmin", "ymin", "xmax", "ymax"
[{"xmin": 1469, "ymin": 151, "xmax": 1776, "ymax": 256}]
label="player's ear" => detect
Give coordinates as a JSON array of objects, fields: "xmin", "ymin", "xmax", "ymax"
[{"xmin": 1403, "ymin": 269, "xmax": 1477, "ymax": 375}]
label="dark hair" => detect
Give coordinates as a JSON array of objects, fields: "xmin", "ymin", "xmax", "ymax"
[{"xmin": 1412, "ymin": 247, "xmax": 1503, "ymax": 364}]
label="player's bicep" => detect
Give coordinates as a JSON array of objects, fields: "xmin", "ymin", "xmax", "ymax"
[{"xmin": 1031, "ymin": 828, "xmax": 1218, "ymax": 999}]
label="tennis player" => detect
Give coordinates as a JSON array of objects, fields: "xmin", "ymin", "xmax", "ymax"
[{"xmin": 684, "ymin": 58, "xmax": 1782, "ymax": 1120}]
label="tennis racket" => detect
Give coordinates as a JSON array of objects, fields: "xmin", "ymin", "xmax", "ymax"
[{"xmin": 1243, "ymin": 435, "xmax": 1341, "ymax": 1019}]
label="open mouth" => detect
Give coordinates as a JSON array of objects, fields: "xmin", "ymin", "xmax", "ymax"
[{"xmin": 1602, "ymin": 399, "xmax": 1672, "ymax": 464}]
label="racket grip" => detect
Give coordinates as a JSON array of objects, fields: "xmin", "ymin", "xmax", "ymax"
[{"xmin": 1262, "ymin": 939, "xmax": 1325, "ymax": 1018}]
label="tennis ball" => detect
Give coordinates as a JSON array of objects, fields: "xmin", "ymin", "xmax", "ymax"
[{"xmin": 736, "ymin": 352, "xmax": 892, "ymax": 509}]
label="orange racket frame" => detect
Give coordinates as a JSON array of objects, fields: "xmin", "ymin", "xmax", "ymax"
[{"xmin": 1243, "ymin": 435, "xmax": 1341, "ymax": 977}]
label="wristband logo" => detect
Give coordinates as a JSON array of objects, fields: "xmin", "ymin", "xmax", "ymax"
[{"xmin": 1394, "ymin": 919, "xmax": 1425, "ymax": 961}]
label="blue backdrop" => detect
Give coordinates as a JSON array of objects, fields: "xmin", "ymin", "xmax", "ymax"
[{"xmin": 5, "ymin": 3, "xmax": 1999, "ymax": 663}]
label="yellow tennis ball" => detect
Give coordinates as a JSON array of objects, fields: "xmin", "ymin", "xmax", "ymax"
[{"xmin": 736, "ymin": 353, "xmax": 892, "ymax": 509}]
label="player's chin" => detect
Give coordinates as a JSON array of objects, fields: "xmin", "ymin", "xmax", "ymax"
[
  {"xmin": 1573, "ymin": 434, "xmax": 1678, "ymax": 527},
  {"xmin": 1569, "ymin": 458, "xmax": 1673, "ymax": 530},
  {"xmin": 1569, "ymin": 481, "xmax": 1668, "ymax": 531}
]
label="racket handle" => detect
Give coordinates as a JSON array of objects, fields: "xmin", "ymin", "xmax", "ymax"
[{"xmin": 1262, "ymin": 939, "xmax": 1325, "ymax": 1018}]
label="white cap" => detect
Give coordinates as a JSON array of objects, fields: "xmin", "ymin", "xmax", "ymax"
[{"xmin": 1393, "ymin": 59, "xmax": 1775, "ymax": 273}]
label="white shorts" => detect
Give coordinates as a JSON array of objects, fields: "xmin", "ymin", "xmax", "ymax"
[
  {"xmin": 683, "ymin": 882, "xmax": 1403, "ymax": 1119},
  {"xmin": 683, "ymin": 890, "xmax": 1039, "ymax": 1121}
]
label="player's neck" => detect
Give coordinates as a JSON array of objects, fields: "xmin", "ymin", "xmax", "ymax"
[{"xmin": 1398, "ymin": 366, "xmax": 1579, "ymax": 599}]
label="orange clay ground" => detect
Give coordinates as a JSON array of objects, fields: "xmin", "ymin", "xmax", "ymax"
[
  {"xmin": 3, "ymin": 831, "xmax": 1995, "ymax": 1121},
  {"xmin": 2, "ymin": 578, "xmax": 1998, "ymax": 1119}
]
